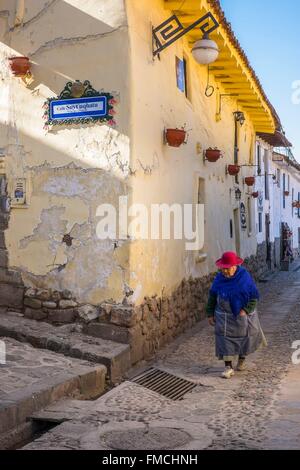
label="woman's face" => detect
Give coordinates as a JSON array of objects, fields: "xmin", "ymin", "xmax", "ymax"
[{"xmin": 221, "ymin": 265, "xmax": 237, "ymax": 278}]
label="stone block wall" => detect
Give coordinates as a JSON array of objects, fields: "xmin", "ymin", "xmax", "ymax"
[
  {"xmin": 243, "ymin": 242, "xmax": 271, "ymax": 281},
  {"xmin": 23, "ymin": 288, "xmax": 99, "ymax": 324}
]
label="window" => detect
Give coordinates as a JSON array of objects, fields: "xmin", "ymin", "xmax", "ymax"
[
  {"xmin": 230, "ymin": 219, "xmax": 233, "ymax": 239},
  {"xmin": 283, "ymin": 173, "xmax": 286, "ymax": 209},
  {"xmin": 247, "ymin": 197, "xmax": 252, "ymax": 236},
  {"xmin": 288, "ymin": 175, "xmax": 290, "ymax": 192},
  {"xmin": 258, "ymin": 212, "xmax": 263, "ymax": 233},
  {"xmin": 183, "ymin": 58, "xmax": 189, "ymax": 99},
  {"xmin": 298, "ymin": 192, "xmax": 300, "ymax": 219},
  {"xmin": 292, "ymin": 188, "xmax": 294, "ymax": 217},
  {"xmin": 176, "ymin": 56, "xmax": 191, "ymax": 101},
  {"xmin": 264, "ymin": 149, "xmax": 269, "ymax": 201}
]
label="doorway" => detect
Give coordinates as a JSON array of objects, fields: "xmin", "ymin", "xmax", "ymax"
[
  {"xmin": 265, "ymin": 213, "xmax": 271, "ymax": 269},
  {"xmin": 233, "ymin": 208, "xmax": 241, "ymax": 256}
]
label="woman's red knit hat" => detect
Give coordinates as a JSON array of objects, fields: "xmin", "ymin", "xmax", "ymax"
[{"xmin": 216, "ymin": 251, "xmax": 244, "ymax": 269}]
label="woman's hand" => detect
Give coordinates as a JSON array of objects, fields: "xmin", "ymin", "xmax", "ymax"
[
  {"xmin": 239, "ymin": 309, "xmax": 247, "ymax": 317},
  {"xmin": 208, "ymin": 317, "xmax": 215, "ymax": 326}
]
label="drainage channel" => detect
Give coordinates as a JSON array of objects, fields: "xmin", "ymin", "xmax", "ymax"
[
  {"xmin": 130, "ymin": 367, "xmax": 198, "ymax": 401},
  {"xmin": 7, "ymin": 419, "xmax": 63, "ymax": 450}
]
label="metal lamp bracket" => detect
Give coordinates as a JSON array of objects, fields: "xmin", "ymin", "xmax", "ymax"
[{"xmin": 152, "ymin": 12, "xmax": 219, "ymax": 57}]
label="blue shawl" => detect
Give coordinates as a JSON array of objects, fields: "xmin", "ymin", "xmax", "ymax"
[{"xmin": 210, "ymin": 266, "xmax": 259, "ymax": 317}]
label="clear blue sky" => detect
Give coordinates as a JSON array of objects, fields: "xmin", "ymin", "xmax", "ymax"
[{"xmin": 221, "ymin": 0, "xmax": 300, "ymax": 161}]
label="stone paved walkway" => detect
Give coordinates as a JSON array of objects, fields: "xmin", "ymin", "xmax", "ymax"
[
  {"xmin": 0, "ymin": 338, "xmax": 106, "ymax": 449},
  {"xmin": 20, "ymin": 264, "xmax": 300, "ymax": 449}
]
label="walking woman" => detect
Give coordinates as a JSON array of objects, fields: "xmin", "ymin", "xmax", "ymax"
[{"xmin": 206, "ymin": 251, "xmax": 266, "ymax": 379}]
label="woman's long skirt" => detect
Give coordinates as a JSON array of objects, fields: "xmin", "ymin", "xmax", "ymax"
[{"xmin": 214, "ymin": 298, "xmax": 267, "ymax": 361}]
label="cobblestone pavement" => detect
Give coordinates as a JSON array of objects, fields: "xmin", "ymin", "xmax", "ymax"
[{"xmin": 22, "ymin": 265, "xmax": 300, "ymax": 450}]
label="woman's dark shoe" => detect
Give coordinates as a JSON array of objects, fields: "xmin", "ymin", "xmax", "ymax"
[{"xmin": 237, "ymin": 358, "xmax": 246, "ymax": 371}]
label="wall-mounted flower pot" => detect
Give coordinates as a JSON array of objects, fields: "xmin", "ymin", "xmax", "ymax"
[
  {"xmin": 165, "ymin": 128, "xmax": 187, "ymax": 147},
  {"xmin": 227, "ymin": 164, "xmax": 240, "ymax": 176},
  {"xmin": 284, "ymin": 191, "xmax": 290, "ymax": 197},
  {"xmin": 292, "ymin": 201, "xmax": 300, "ymax": 208},
  {"xmin": 252, "ymin": 191, "xmax": 259, "ymax": 198},
  {"xmin": 8, "ymin": 56, "xmax": 30, "ymax": 77},
  {"xmin": 205, "ymin": 148, "xmax": 222, "ymax": 162},
  {"xmin": 245, "ymin": 176, "xmax": 255, "ymax": 187}
]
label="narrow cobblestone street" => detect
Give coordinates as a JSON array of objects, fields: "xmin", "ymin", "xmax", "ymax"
[{"xmin": 12, "ymin": 263, "xmax": 300, "ymax": 451}]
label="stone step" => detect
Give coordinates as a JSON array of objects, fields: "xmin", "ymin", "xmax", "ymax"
[
  {"xmin": 0, "ymin": 337, "xmax": 106, "ymax": 449},
  {"xmin": 0, "ymin": 282, "xmax": 24, "ymax": 308},
  {"xmin": 0, "ymin": 232, "xmax": 6, "ymax": 249},
  {"xmin": 0, "ymin": 312, "xmax": 131, "ymax": 384},
  {"xmin": 83, "ymin": 321, "xmax": 130, "ymax": 344},
  {"xmin": 0, "ymin": 248, "xmax": 8, "ymax": 267},
  {"xmin": 0, "ymin": 267, "xmax": 23, "ymax": 285}
]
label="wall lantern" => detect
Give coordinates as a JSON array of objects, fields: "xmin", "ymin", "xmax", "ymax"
[
  {"xmin": 192, "ymin": 32, "xmax": 219, "ymax": 65},
  {"xmin": 235, "ymin": 188, "xmax": 242, "ymax": 200},
  {"xmin": 233, "ymin": 111, "xmax": 246, "ymax": 127},
  {"xmin": 152, "ymin": 12, "xmax": 219, "ymax": 64}
]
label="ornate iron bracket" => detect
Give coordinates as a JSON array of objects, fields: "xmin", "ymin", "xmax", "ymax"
[{"xmin": 152, "ymin": 12, "xmax": 219, "ymax": 57}]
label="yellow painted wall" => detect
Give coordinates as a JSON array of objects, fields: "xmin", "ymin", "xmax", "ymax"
[
  {"xmin": 0, "ymin": 0, "xmax": 263, "ymax": 307},
  {"xmin": 125, "ymin": 0, "xmax": 258, "ymax": 304}
]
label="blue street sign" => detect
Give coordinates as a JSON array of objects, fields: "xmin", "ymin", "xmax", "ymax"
[{"xmin": 49, "ymin": 96, "xmax": 108, "ymax": 121}]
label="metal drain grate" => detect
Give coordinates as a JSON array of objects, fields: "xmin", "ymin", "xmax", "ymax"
[{"xmin": 131, "ymin": 367, "xmax": 198, "ymax": 401}]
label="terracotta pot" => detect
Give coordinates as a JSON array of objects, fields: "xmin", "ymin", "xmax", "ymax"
[
  {"xmin": 9, "ymin": 56, "xmax": 30, "ymax": 77},
  {"xmin": 165, "ymin": 129, "xmax": 186, "ymax": 147},
  {"xmin": 205, "ymin": 148, "xmax": 221, "ymax": 162},
  {"xmin": 252, "ymin": 191, "xmax": 259, "ymax": 198},
  {"xmin": 292, "ymin": 201, "xmax": 300, "ymax": 208},
  {"xmin": 245, "ymin": 176, "xmax": 255, "ymax": 187},
  {"xmin": 284, "ymin": 191, "xmax": 290, "ymax": 196},
  {"xmin": 227, "ymin": 164, "xmax": 240, "ymax": 176}
]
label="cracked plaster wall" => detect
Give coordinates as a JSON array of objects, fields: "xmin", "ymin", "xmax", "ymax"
[
  {"xmin": 125, "ymin": 0, "xmax": 259, "ymax": 304},
  {"xmin": 0, "ymin": 0, "xmax": 132, "ymax": 304}
]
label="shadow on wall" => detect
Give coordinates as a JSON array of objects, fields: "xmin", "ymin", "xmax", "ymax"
[{"xmin": 0, "ymin": 0, "xmax": 132, "ymax": 306}]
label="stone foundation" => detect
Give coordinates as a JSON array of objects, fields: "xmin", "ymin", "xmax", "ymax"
[
  {"xmin": 23, "ymin": 287, "xmax": 99, "ymax": 324},
  {"xmin": 3, "ymin": 241, "xmax": 283, "ymax": 366},
  {"xmin": 17, "ymin": 274, "xmax": 215, "ymax": 365},
  {"xmin": 243, "ymin": 242, "xmax": 274, "ymax": 281}
]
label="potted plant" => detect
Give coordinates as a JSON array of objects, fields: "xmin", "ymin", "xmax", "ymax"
[
  {"xmin": 284, "ymin": 190, "xmax": 290, "ymax": 196},
  {"xmin": 205, "ymin": 147, "xmax": 222, "ymax": 162},
  {"xmin": 292, "ymin": 201, "xmax": 300, "ymax": 208},
  {"xmin": 252, "ymin": 191, "xmax": 259, "ymax": 198},
  {"xmin": 227, "ymin": 164, "xmax": 240, "ymax": 176},
  {"xmin": 8, "ymin": 56, "xmax": 30, "ymax": 77},
  {"xmin": 245, "ymin": 176, "xmax": 255, "ymax": 187},
  {"xmin": 165, "ymin": 127, "xmax": 187, "ymax": 147}
]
